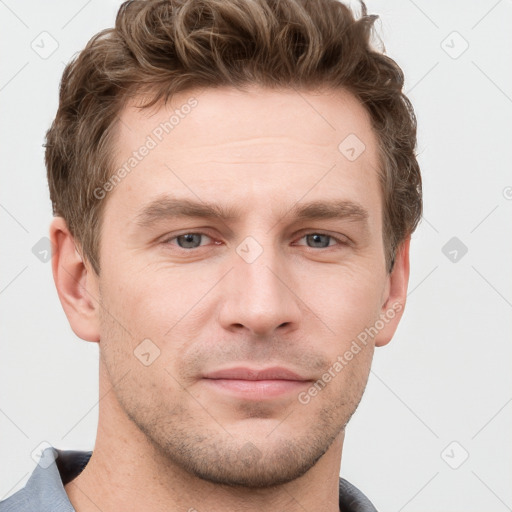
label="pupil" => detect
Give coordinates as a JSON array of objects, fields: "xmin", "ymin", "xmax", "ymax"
[
  {"xmin": 309, "ymin": 234, "xmax": 328, "ymax": 248},
  {"xmin": 179, "ymin": 234, "xmax": 199, "ymax": 248}
]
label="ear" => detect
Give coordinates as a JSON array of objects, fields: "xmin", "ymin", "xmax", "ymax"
[
  {"xmin": 49, "ymin": 216, "xmax": 101, "ymax": 343},
  {"xmin": 374, "ymin": 236, "xmax": 411, "ymax": 348}
]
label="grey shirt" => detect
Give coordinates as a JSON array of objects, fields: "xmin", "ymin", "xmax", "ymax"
[{"xmin": 0, "ymin": 447, "xmax": 378, "ymax": 511}]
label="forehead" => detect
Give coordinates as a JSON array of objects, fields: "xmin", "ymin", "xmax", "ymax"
[
  {"xmin": 118, "ymin": 85, "xmax": 376, "ymax": 153},
  {"xmin": 106, "ymin": 86, "xmax": 382, "ymax": 225}
]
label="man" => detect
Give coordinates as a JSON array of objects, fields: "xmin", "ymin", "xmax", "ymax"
[{"xmin": 0, "ymin": 0, "xmax": 422, "ymax": 510}]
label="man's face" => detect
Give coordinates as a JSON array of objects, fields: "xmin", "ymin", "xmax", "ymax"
[{"xmin": 92, "ymin": 86, "xmax": 398, "ymax": 487}]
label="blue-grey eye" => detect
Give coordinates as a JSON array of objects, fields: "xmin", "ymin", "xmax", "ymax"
[
  {"xmin": 176, "ymin": 233, "xmax": 204, "ymax": 249},
  {"xmin": 305, "ymin": 234, "xmax": 332, "ymax": 248}
]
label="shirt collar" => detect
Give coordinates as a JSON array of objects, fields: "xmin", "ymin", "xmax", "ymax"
[{"xmin": 0, "ymin": 447, "xmax": 377, "ymax": 512}]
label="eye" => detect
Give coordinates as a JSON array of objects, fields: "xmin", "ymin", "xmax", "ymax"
[
  {"xmin": 161, "ymin": 231, "xmax": 349, "ymax": 252},
  {"xmin": 295, "ymin": 232, "xmax": 348, "ymax": 249},
  {"xmin": 164, "ymin": 232, "xmax": 214, "ymax": 249}
]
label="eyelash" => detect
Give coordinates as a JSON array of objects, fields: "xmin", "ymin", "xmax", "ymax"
[{"xmin": 161, "ymin": 231, "xmax": 350, "ymax": 251}]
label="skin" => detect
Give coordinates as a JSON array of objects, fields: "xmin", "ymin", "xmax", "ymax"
[{"xmin": 50, "ymin": 85, "xmax": 410, "ymax": 512}]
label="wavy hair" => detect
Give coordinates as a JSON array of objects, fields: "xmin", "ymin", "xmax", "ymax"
[{"xmin": 45, "ymin": 0, "xmax": 422, "ymax": 275}]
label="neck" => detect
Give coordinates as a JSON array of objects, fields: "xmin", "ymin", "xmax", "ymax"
[{"xmin": 65, "ymin": 363, "xmax": 344, "ymax": 512}]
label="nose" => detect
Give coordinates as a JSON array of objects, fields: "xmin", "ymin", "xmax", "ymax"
[{"xmin": 217, "ymin": 240, "xmax": 302, "ymax": 338}]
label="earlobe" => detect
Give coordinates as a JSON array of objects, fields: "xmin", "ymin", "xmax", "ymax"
[
  {"xmin": 49, "ymin": 217, "xmax": 101, "ymax": 343},
  {"xmin": 374, "ymin": 237, "xmax": 411, "ymax": 348}
]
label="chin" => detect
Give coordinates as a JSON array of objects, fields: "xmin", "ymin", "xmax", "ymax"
[{"xmin": 181, "ymin": 437, "xmax": 332, "ymax": 489}]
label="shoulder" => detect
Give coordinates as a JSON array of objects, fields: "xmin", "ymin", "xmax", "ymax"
[
  {"xmin": 0, "ymin": 447, "xmax": 92, "ymax": 512},
  {"xmin": 338, "ymin": 477, "xmax": 378, "ymax": 512}
]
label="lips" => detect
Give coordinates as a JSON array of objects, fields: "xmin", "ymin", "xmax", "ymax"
[
  {"xmin": 202, "ymin": 367, "xmax": 312, "ymax": 400},
  {"xmin": 203, "ymin": 367, "xmax": 309, "ymax": 381}
]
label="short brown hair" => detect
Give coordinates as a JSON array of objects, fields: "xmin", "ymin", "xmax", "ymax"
[{"xmin": 45, "ymin": 0, "xmax": 422, "ymax": 275}]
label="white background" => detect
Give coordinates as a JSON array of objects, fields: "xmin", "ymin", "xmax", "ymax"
[{"xmin": 1, "ymin": 1, "xmax": 511, "ymax": 510}]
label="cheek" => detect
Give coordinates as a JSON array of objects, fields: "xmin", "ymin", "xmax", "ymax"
[
  {"xmin": 311, "ymin": 266, "xmax": 385, "ymax": 341},
  {"xmin": 97, "ymin": 289, "xmax": 179, "ymax": 400},
  {"xmin": 100, "ymin": 262, "xmax": 189, "ymax": 334},
  {"xmin": 297, "ymin": 340, "xmax": 375, "ymax": 423},
  {"xmin": 100, "ymin": 267, "xmax": 216, "ymax": 378}
]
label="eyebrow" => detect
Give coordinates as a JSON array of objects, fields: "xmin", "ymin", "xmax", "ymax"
[{"xmin": 134, "ymin": 195, "xmax": 369, "ymax": 230}]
